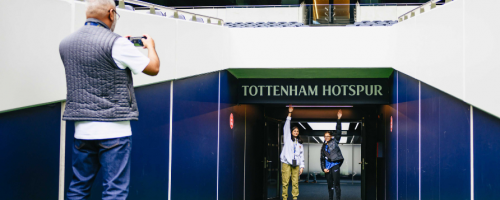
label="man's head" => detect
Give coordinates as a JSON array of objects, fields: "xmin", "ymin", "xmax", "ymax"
[{"xmin": 86, "ymin": 0, "xmax": 118, "ymax": 31}]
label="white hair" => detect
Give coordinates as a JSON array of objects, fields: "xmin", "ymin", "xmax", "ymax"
[{"xmin": 86, "ymin": 0, "xmax": 116, "ymax": 18}]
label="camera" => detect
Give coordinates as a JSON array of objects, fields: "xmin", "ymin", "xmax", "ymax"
[{"xmin": 128, "ymin": 36, "xmax": 147, "ymax": 47}]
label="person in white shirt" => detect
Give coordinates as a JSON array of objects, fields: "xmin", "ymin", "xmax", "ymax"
[
  {"xmin": 60, "ymin": 0, "xmax": 160, "ymax": 199},
  {"xmin": 280, "ymin": 105, "xmax": 305, "ymax": 200}
]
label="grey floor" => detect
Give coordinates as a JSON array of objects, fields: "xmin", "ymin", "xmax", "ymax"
[{"xmin": 283, "ymin": 180, "xmax": 361, "ymax": 200}]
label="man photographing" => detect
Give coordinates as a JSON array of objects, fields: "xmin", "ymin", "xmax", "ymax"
[{"xmin": 59, "ymin": 0, "xmax": 160, "ymax": 199}]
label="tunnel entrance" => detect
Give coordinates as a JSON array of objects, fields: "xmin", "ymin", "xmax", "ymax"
[
  {"xmin": 226, "ymin": 68, "xmax": 393, "ymax": 200},
  {"xmin": 242, "ymin": 104, "xmax": 385, "ymax": 200}
]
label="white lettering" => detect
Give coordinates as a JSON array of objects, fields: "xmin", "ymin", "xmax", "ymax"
[
  {"xmin": 281, "ymin": 85, "xmax": 288, "ymax": 96},
  {"xmin": 274, "ymin": 85, "xmax": 280, "ymax": 96},
  {"xmin": 375, "ymin": 85, "xmax": 383, "ymax": 96},
  {"xmin": 242, "ymin": 85, "xmax": 249, "ymax": 96},
  {"xmin": 365, "ymin": 85, "xmax": 373, "ymax": 96},
  {"xmin": 323, "ymin": 85, "xmax": 331, "ymax": 96},
  {"xmin": 308, "ymin": 85, "xmax": 318, "ymax": 96},
  {"xmin": 332, "ymin": 85, "xmax": 341, "ymax": 96},
  {"xmin": 290, "ymin": 85, "xmax": 297, "ymax": 96},
  {"xmin": 299, "ymin": 85, "xmax": 307, "ymax": 96},
  {"xmin": 357, "ymin": 85, "xmax": 364, "ymax": 96},
  {"xmin": 341, "ymin": 85, "xmax": 348, "ymax": 96},
  {"xmin": 349, "ymin": 85, "xmax": 356, "ymax": 96},
  {"xmin": 249, "ymin": 86, "xmax": 258, "ymax": 96}
]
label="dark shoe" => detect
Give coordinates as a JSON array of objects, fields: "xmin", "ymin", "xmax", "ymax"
[
  {"xmin": 329, "ymin": 188, "xmax": 334, "ymax": 200},
  {"xmin": 312, "ymin": 180, "xmax": 317, "ymax": 183},
  {"xmin": 304, "ymin": 180, "xmax": 309, "ymax": 183}
]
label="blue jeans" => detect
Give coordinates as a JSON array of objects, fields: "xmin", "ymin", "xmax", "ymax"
[{"xmin": 67, "ymin": 136, "xmax": 132, "ymax": 200}]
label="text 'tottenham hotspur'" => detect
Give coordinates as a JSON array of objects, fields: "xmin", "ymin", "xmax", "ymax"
[{"xmin": 241, "ymin": 85, "xmax": 384, "ymax": 97}]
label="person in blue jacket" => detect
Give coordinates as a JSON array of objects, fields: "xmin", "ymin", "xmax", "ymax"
[
  {"xmin": 321, "ymin": 110, "xmax": 345, "ymax": 200},
  {"xmin": 280, "ymin": 105, "xmax": 305, "ymax": 200}
]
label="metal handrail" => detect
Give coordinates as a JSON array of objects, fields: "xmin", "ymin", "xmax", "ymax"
[
  {"xmin": 170, "ymin": 3, "xmax": 428, "ymax": 9},
  {"xmin": 398, "ymin": 0, "xmax": 442, "ymax": 19},
  {"xmin": 123, "ymin": 0, "xmax": 224, "ymax": 23}
]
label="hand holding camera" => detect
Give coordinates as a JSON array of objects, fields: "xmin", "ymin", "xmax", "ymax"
[{"xmin": 125, "ymin": 34, "xmax": 155, "ymax": 49}]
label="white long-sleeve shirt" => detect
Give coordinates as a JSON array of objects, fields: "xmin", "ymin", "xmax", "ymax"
[{"xmin": 280, "ymin": 117, "xmax": 305, "ymax": 168}]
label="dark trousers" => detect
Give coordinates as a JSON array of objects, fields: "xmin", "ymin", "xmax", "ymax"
[
  {"xmin": 67, "ymin": 136, "xmax": 132, "ymax": 200},
  {"xmin": 326, "ymin": 165, "xmax": 341, "ymax": 200}
]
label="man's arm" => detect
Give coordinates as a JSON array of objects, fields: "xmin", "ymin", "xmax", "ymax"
[
  {"xmin": 336, "ymin": 109, "xmax": 342, "ymax": 140},
  {"xmin": 141, "ymin": 34, "xmax": 160, "ymax": 76}
]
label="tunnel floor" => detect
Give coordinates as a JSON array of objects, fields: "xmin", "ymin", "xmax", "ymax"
[{"xmin": 283, "ymin": 180, "xmax": 361, "ymax": 200}]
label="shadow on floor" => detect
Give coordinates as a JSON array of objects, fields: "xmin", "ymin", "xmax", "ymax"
[{"xmin": 284, "ymin": 180, "xmax": 361, "ymax": 200}]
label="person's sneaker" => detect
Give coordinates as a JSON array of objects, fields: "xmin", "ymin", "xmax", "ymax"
[
  {"xmin": 304, "ymin": 180, "xmax": 309, "ymax": 183},
  {"xmin": 312, "ymin": 180, "xmax": 317, "ymax": 183}
]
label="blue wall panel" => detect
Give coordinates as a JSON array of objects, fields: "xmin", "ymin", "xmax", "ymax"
[
  {"xmin": 64, "ymin": 81, "xmax": 171, "ymax": 200},
  {"xmin": 391, "ymin": 72, "xmax": 471, "ymax": 200},
  {"xmin": 474, "ymin": 108, "xmax": 500, "ymax": 199},
  {"xmin": 420, "ymin": 82, "xmax": 471, "ymax": 200},
  {"xmin": 171, "ymin": 72, "xmax": 219, "ymax": 200},
  {"xmin": 0, "ymin": 103, "xmax": 61, "ymax": 200},
  {"xmin": 219, "ymin": 70, "xmax": 243, "ymax": 200},
  {"xmin": 402, "ymin": 73, "xmax": 420, "ymax": 200},
  {"xmin": 420, "ymin": 82, "xmax": 440, "ymax": 200},
  {"xmin": 129, "ymin": 81, "xmax": 171, "ymax": 199},
  {"xmin": 438, "ymin": 85, "xmax": 470, "ymax": 200},
  {"xmin": 397, "ymin": 72, "xmax": 408, "ymax": 200}
]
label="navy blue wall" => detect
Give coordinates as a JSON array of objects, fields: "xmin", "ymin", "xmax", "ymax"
[
  {"xmin": 64, "ymin": 81, "xmax": 171, "ymax": 200},
  {"xmin": 474, "ymin": 108, "xmax": 500, "ymax": 199},
  {"xmin": 388, "ymin": 71, "xmax": 472, "ymax": 200},
  {"xmin": 0, "ymin": 103, "xmax": 61, "ymax": 200},
  {"xmin": 421, "ymin": 81, "xmax": 470, "ymax": 200},
  {"xmin": 171, "ymin": 72, "xmax": 219, "ymax": 200},
  {"xmin": 219, "ymin": 70, "xmax": 243, "ymax": 200},
  {"xmin": 396, "ymin": 72, "xmax": 420, "ymax": 200}
]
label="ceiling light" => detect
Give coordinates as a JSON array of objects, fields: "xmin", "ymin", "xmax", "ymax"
[
  {"xmin": 355, "ymin": 123, "xmax": 359, "ymax": 130},
  {"xmin": 286, "ymin": 105, "xmax": 353, "ymax": 108},
  {"xmin": 350, "ymin": 136, "xmax": 355, "ymax": 144},
  {"xmin": 308, "ymin": 122, "xmax": 337, "ymax": 130},
  {"xmin": 341, "ymin": 122, "xmax": 350, "ymax": 130},
  {"xmin": 339, "ymin": 137, "xmax": 348, "ymax": 144},
  {"xmin": 318, "ymin": 136, "xmax": 325, "ymax": 143},
  {"xmin": 298, "ymin": 122, "xmax": 306, "ymax": 130},
  {"xmin": 312, "ymin": 137, "xmax": 320, "ymax": 143}
]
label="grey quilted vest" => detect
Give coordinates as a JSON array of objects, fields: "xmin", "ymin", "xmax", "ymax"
[{"xmin": 59, "ymin": 18, "xmax": 139, "ymax": 121}]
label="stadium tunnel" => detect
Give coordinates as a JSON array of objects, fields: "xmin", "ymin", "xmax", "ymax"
[
  {"xmin": 2, "ymin": 0, "xmax": 500, "ymax": 200},
  {"xmin": 1, "ymin": 67, "xmax": 492, "ymax": 200}
]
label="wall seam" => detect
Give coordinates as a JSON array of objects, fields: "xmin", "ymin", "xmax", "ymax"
[
  {"xmin": 470, "ymin": 105, "xmax": 474, "ymax": 200},
  {"xmin": 419, "ymin": 81, "xmax": 421, "ymax": 200},
  {"xmin": 217, "ymin": 72, "xmax": 220, "ymax": 200},
  {"xmin": 58, "ymin": 101, "xmax": 66, "ymax": 200},
  {"xmin": 168, "ymin": 81, "xmax": 173, "ymax": 200}
]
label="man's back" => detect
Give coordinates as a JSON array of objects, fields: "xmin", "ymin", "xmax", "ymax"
[{"xmin": 59, "ymin": 18, "xmax": 139, "ymax": 122}]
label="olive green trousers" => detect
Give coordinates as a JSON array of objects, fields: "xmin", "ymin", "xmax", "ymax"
[{"xmin": 282, "ymin": 162, "xmax": 300, "ymax": 199}]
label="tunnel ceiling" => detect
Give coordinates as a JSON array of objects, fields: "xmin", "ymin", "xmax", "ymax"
[{"xmin": 227, "ymin": 68, "xmax": 394, "ymax": 79}]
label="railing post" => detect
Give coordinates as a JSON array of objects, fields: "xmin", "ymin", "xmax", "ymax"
[
  {"xmin": 174, "ymin": 11, "xmax": 179, "ymax": 18},
  {"xmin": 149, "ymin": 6, "xmax": 155, "ymax": 14},
  {"xmin": 411, "ymin": 11, "xmax": 415, "ymax": 17},
  {"xmin": 431, "ymin": 2, "xmax": 437, "ymax": 9},
  {"xmin": 420, "ymin": 7, "xmax": 425, "ymax": 13}
]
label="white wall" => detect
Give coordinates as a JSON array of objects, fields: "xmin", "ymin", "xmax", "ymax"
[
  {"xmin": 304, "ymin": 143, "xmax": 361, "ymax": 176},
  {"xmin": 179, "ymin": 7, "xmax": 302, "ymax": 23},
  {"xmin": 0, "ymin": 0, "xmax": 227, "ymax": 113},
  {"xmin": 227, "ymin": 26, "xmax": 393, "ymax": 68},
  {"xmin": 0, "ymin": 0, "xmax": 71, "ymax": 113},
  {"xmin": 393, "ymin": 0, "xmax": 500, "ymax": 118},
  {"xmin": 356, "ymin": 6, "xmax": 419, "ymax": 22}
]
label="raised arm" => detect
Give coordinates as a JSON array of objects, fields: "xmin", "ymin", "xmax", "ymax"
[
  {"xmin": 283, "ymin": 105, "xmax": 293, "ymax": 144},
  {"xmin": 336, "ymin": 109, "xmax": 342, "ymax": 141}
]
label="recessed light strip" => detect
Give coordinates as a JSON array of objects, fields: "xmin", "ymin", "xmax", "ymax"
[
  {"xmin": 298, "ymin": 122, "xmax": 306, "ymax": 130},
  {"xmin": 286, "ymin": 105, "xmax": 353, "ymax": 108}
]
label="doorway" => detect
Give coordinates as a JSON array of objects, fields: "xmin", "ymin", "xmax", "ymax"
[{"xmin": 247, "ymin": 105, "xmax": 383, "ymax": 200}]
